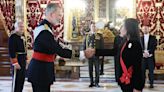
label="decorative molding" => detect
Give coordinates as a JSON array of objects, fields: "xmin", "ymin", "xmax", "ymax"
[
  {"xmin": 15, "ymin": 0, "xmax": 24, "ymax": 19},
  {"xmin": 98, "ymin": 0, "xmax": 106, "ymax": 18}
]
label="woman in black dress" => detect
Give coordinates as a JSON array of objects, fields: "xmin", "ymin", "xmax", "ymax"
[{"xmin": 95, "ymin": 18, "xmax": 144, "ymax": 92}]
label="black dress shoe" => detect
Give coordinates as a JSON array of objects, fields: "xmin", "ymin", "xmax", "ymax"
[
  {"xmin": 89, "ymin": 84, "xmax": 95, "ymax": 87},
  {"xmin": 95, "ymin": 84, "xmax": 100, "ymax": 87},
  {"xmin": 100, "ymin": 72, "xmax": 104, "ymax": 75},
  {"xmin": 149, "ymin": 84, "xmax": 154, "ymax": 88}
]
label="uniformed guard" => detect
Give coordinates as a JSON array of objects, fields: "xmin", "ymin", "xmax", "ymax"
[
  {"xmin": 9, "ymin": 20, "xmax": 27, "ymax": 92},
  {"xmin": 26, "ymin": 3, "xmax": 92, "ymax": 92},
  {"xmin": 83, "ymin": 21, "xmax": 104, "ymax": 87}
]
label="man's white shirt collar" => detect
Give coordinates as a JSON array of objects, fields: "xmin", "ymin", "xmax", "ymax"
[{"xmin": 144, "ymin": 34, "xmax": 149, "ymax": 37}]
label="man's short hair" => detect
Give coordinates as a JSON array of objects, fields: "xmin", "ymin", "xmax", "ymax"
[{"xmin": 45, "ymin": 3, "xmax": 60, "ymax": 16}]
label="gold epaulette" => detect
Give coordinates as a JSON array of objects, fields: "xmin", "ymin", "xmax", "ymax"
[
  {"xmin": 43, "ymin": 24, "xmax": 54, "ymax": 34},
  {"xmin": 44, "ymin": 24, "xmax": 49, "ymax": 30}
]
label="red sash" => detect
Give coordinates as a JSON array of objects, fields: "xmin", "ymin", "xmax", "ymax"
[
  {"xmin": 119, "ymin": 42, "xmax": 133, "ymax": 85},
  {"xmin": 32, "ymin": 51, "xmax": 56, "ymax": 62}
]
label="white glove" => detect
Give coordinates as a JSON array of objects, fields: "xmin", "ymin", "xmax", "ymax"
[{"xmin": 79, "ymin": 51, "xmax": 86, "ymax": 61}]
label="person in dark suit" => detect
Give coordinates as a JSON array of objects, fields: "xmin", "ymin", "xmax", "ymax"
[
  {"xmin": 99, "ymin": 56, "xmax": 104, "ymax": 75},
  {"xmin": 95, "ymin": 18, "xmax": 144, "ymax": 92},
  {"xmin": 27, "ymin": 3, "xmax": 94, "ymax": 92},
  {"xmin": 9, "ymin": 20, "xmax": 27, "ymax": 92},
  {"xmin": 83, "ymin": 21, "xmax": 104, "ymax": 87},
  {"xmin": 141, "ymin": 25, "xmax": 157, "ymax": 88}
]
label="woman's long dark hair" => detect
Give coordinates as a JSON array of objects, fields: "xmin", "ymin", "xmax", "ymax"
[
  {"xmin": 124, "ymin": 18, "xmax": 140, "ymax": 42},
  {"xmin": 119, "ymin": 18, "xmax": 141, "ymax": 49}
]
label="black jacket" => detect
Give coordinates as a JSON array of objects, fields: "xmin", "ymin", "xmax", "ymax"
[
  {"xmin": 113, "ymin": 36, "xmax": 123, "ymax": 82},
  {"xmin": 141, "ymin": 35, "xmax": 157, "ymax": 62},
  {"xmin": 8, "ymin": 34, "xmax": 27, "ymax": 67},
  {"xmin": 83, "ymin": 33, "xmax": 104, "ymax": 50}
]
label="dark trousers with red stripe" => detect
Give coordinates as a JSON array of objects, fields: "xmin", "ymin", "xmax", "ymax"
[
  {"xmin": 88, "ymin": 56, "xmax": 99, "ymax": 85},
  {"xmin": 12, "ymin": 66, "xmax": 26, "ymax": 92}
]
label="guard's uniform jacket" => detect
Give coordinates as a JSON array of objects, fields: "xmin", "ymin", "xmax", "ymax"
[
  {"xmin": 84, "ymin": 33, "xmax": 104, "ymax": 49},
  {"xmin": 8, "ymin": 33, "xmax": 27, "ymax": 92},
  {"xmin": 27, "ymin": 19, "xmax": 72, "ymax": 86}
]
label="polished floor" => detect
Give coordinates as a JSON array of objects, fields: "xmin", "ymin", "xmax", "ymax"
[
  {"xmin": 1, "ymin": 57, "xmax": 164, "ymax": 92},
  {"xmin": 0, "ymin": 77, "xmax": 164, "ymax": 92}
]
